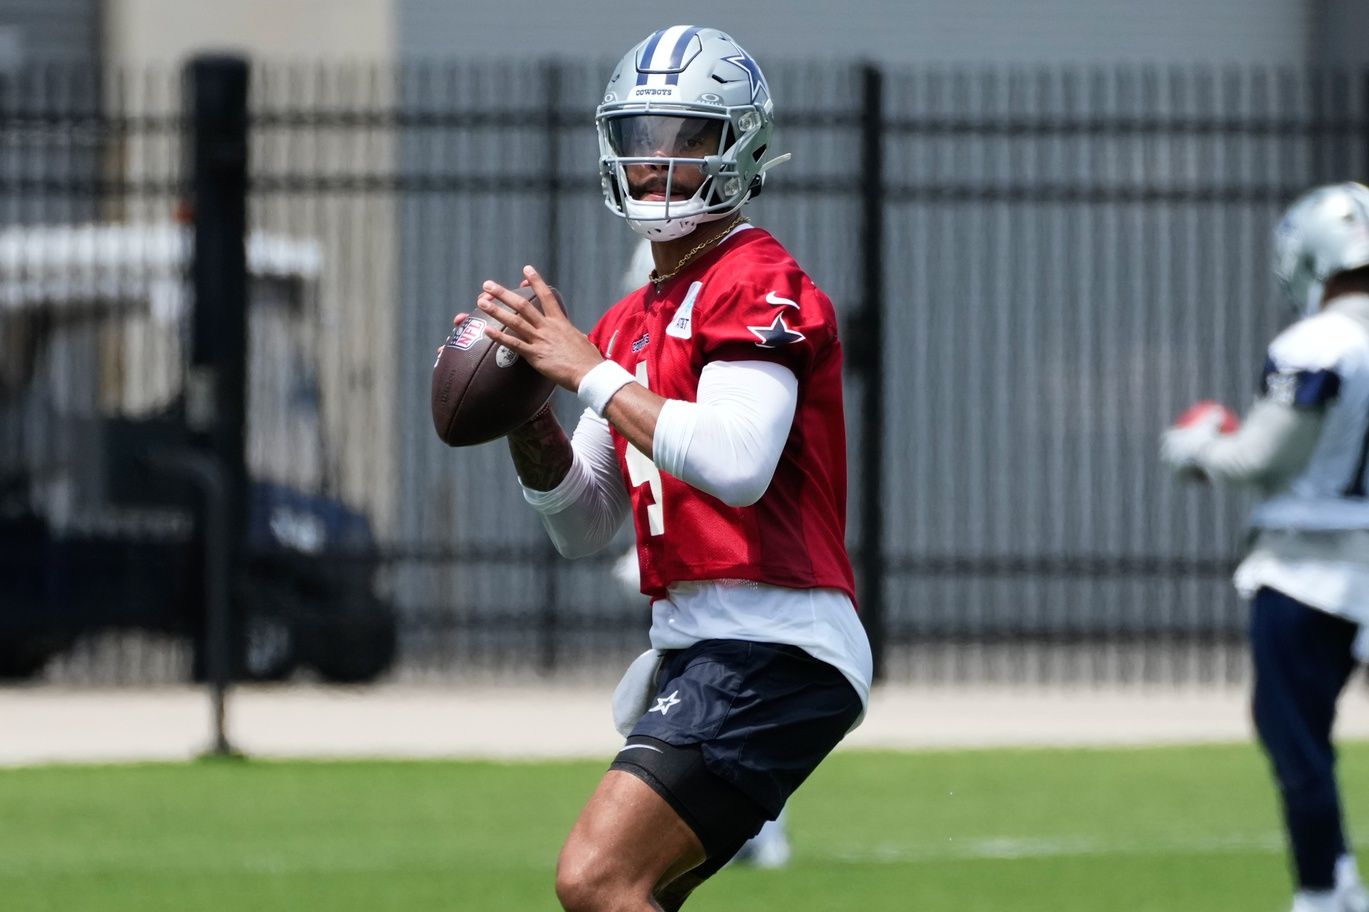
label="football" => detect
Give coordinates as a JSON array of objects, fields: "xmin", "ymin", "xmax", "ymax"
[
  {"xmin": 431, "ymin": 287, "xmax": 560, "ymax": 447},
  {"xmin": 1174, "ymin": 400, "xmax": 1240, "ymax": 434}
]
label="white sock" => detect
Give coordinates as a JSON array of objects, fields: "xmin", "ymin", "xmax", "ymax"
[
  {"xmin": 1291, "ymin": 890, "xmax": 1339, "ymax": 912},
  {"xmin": 1338, "ymin": 854, "xmax": 1363, "ymax": 891},
  {"xmin": 1338, "ymin": 854, "xmax": 1369, "ymax": 912}
]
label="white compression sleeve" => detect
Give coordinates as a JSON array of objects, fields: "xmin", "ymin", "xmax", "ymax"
[
  {"xmin": 520, "ymin": 408, "xmax": 630, "ymax": 558},
  {"xmin": 652, "ymin": 360, "xmax": 798, "ymax": 508},
  {"xmin": 1195, "ymin": 397, "xmax": 1325, "ymax": 487}
]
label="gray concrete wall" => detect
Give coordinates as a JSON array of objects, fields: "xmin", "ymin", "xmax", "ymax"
[{"xmin": 104, "ymin": 0, "xmax": 392, "ymax": 64}]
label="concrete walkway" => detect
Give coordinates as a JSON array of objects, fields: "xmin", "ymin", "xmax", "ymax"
[{"xmin": 4, "ymin": 682, "xmax": 1369, "ymax": 766}]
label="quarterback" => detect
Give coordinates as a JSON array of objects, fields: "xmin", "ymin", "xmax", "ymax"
[{"xmin": 462, "ymin": 25, "xmax": 871, "ymax": 912}]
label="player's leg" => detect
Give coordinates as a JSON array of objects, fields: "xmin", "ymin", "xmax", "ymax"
[
  {"xmin": 623, "ymin": 639, "xmax": 862, "ymax": 908},
  {"xmin": 595, "ymin": 733, "xmax": 768, "ymax": 909},
  {"xmin": 1249, "ymin": 587, "xmax": 1360, "ymax": 902},
  {"xmin": 554, "ymin": 768, "xmax": 707, "ymax": 912}
]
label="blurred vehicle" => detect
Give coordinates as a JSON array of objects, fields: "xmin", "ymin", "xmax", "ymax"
[{"xmin": 0, "ymin": 223, "xmax": 396, "ymax": 682}]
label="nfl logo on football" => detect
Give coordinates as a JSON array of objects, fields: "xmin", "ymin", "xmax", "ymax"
[{"xmin": 452, "ymin": 317, "xmax": 486, "ymax": 351}]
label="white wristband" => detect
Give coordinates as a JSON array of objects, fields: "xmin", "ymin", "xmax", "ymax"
[{"xmin": 577, "ymin": 361, "xmax": 636, "ymax": 418}]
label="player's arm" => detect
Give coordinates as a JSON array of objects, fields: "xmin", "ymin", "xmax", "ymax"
[
  {"xmin": 484, "ymin": 265, "xmax": 798, "ymax": 505},
  {"xmin": 585, "ymin": 358, "xmax": 798, "ymax": 507},
  {"xmin": 1172, "ymin": 398, "xmax": 1324, "ymax": 487},
  {"xmin": 507, "ymin": 405, "xmax": 573, "ymax": 491},
  {"xmin": 515, "ymin": 406, "xmax": 630, "ymax": 558},
  {"xmin": 1162, "ymin": 360, "xmax": 1337, "ymax": 487}
]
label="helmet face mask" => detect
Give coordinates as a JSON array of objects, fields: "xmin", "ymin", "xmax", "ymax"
[
  {"xmin": 602, "ymin": 113, "xmax": 731, "ymax": 223},
  {"xmin": 1273, "ymin": 181, "xmax": 1369, "ymax": 318},
  {"xmin": 596, "ymin": 26, "xmax": 779, "ymax": 241}
]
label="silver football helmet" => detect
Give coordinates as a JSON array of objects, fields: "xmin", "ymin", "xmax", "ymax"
[
  {"xmin": 596, "ymin": 26, "xmax": 786, "ymax": 241},
  {"xmin": 1273, "ymin": 181, "xmax": 1369, "ymax": 318}
]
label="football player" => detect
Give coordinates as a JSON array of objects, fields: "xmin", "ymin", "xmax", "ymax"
[
  {"xmin": 615, "ymin": 237, "xmax": 794, "ymax": 874},
  {"xmin": 1162, "ymin": 182, "xmax": 1369, "ymax": 912},
  {"xmin": 457, "ymin": 25, "xmax": 871, "ymax": 911}
]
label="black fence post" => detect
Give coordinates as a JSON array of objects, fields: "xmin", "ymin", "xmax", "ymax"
[
  {"xmin": 185, "ymin": 54, "xmax": 249, "ymax": 755},
  {"xmin": 856, "ymin": 63, "xmax": 887, "ymax": 680}
]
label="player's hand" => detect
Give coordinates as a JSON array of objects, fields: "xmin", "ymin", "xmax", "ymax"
[
  {"xmin": 1159, "ymin": 405, "xmax": 1228, "ymax": 476},
  {"xmin": 476, "ymin": 266, "xmax": 604, "ymax": 392}
]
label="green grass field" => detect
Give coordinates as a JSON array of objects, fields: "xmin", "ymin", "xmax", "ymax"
[{"xmin": 2, "ymin": 742, "xmax": 1364, "ymax": 911}]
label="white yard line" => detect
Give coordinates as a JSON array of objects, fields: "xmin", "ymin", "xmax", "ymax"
[
  {"xmin": 821, "ymin": 832, "xmax": 1287, "ymax": 864},
  {"xmin": 2, "ymin": 683, "xmax": 1368, "ymax": 767}
]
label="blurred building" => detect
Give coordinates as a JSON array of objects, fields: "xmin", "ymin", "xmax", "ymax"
[
  {"xmin": 0, "ymin": 1, "xmax": 1365, "ymax": 68},
  {"xmin": 0, "ymin": 0, "xmax": 98, "ymax": 64},
  {"xmin": 397, "ymin": 0, "xmax": 1369, "ymax": 69}
]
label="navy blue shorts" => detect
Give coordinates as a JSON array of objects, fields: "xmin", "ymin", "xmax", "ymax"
[{"xmin": 610, "ymin": 639, "xmax": 861, "ymax": 859}]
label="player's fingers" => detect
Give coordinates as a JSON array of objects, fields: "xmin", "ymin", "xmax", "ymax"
[
  {"xmin": 483, "ymin": 323, "xmax": 528, "ymax": 353},
  {"xmin": 476, "ymin": 291, "xmax": 535, "ymax": 335},
  {"xmin": 522, "ymin": 265, "xmax": 566, "ymax": 319},
  {"xmin": 483, "ymin": 280, "xmax": 543, "ymax": 327}
]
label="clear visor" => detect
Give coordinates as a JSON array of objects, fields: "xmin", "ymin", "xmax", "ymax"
[{"xmin": 604, "ymin": 114, "xmax": 727, "ymax": 159}]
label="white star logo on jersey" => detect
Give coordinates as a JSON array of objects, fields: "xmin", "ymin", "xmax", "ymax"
[
  {"xmin": 748, "ymin": 313, "xmax": 806, "ymax": 348},
  {"xmin": 649, "ymin": 690, "xmax": 682, "ymax": 716}
]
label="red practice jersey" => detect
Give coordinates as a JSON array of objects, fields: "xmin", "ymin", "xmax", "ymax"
[{"xmin": 588, "ymin": 228, "xmax": 855, "ymax": 601}]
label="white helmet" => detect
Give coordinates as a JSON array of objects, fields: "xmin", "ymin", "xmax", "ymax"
[
  {"xmin": 596, "ymin": 26, "xmax": 786, "ymax": 241},
  {"xmin": 1273, "ymin": 181, "xmax": 1369, "ymax": 318}
]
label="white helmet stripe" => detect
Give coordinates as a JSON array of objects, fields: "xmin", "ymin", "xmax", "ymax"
[{"xmin": 636, "ymin": 25, "xmax": 701, "ymax": 87}]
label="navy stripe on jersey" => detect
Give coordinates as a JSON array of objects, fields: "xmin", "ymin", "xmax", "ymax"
[{"xmin": 1261, "ymin": 358, "xmax": 1343, "ymax": 408}]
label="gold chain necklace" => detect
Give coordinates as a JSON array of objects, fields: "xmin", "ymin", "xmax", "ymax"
[{"xmin": 648, "ymin": 213, "xmax": 748, "ymax": 288}]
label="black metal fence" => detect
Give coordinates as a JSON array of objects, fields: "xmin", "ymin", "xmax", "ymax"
[{"xmin": 3, "ymin": 58, "xmax": 1366, "ymax": 686}]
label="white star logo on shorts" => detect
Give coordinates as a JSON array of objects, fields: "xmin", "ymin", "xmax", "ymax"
[{"xmin": 649, "ymin": 690, "xmax": 682, "ymax": 716}]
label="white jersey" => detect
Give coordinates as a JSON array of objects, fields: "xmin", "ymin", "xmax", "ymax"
[
  {"xmin": 1235, "ymin": 295, "xmax": 1369, "ymax": 635},
  {"xmin": 1248, "ymin": 295, "xmax": 1369, "ymax": 530}
]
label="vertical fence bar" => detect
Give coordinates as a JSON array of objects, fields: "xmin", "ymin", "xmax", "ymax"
[
  {"xmin": 1363, "ymin": 68, "xmax": 1369, "ymax": 181},
  {"xmin": 856, "ymin": 63, "xmax": 887, "ymax": 679},
  {"xmin": 186, "ymin": 54, "xmax": 249, "ymax": 754},
  {"xmin": 538, "ymin": 60, "xmax": 562, "ymax": 675}
]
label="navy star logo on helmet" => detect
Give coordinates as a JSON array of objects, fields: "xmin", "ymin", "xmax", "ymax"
[{"xmin": 721, "ymin": 49, "xmax": 768, "ymax": 103}]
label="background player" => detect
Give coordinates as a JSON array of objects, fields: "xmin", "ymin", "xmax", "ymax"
[{"xmin": 1161, "ymin": 181, "xmax": 1369, "ymax": 912}]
